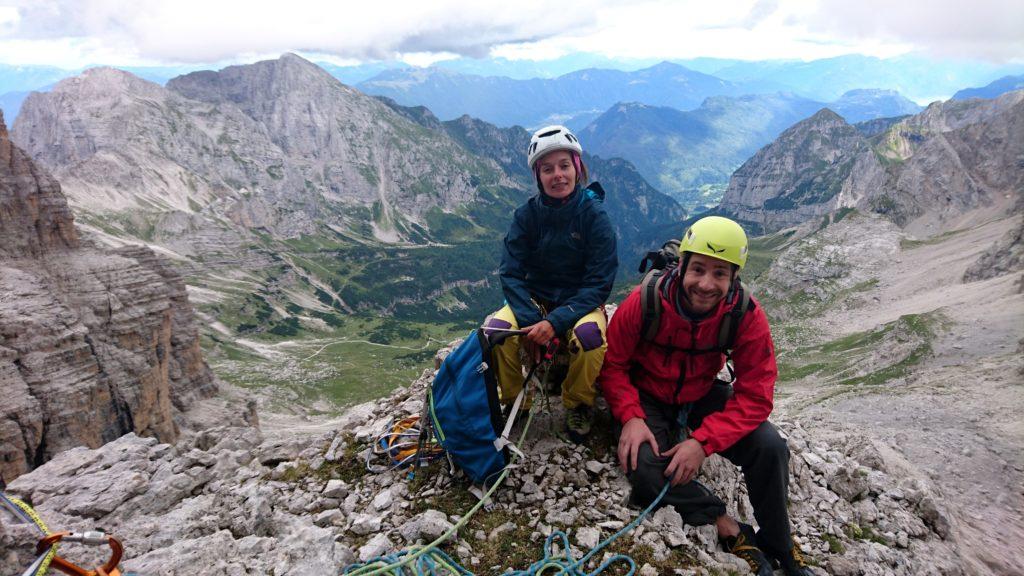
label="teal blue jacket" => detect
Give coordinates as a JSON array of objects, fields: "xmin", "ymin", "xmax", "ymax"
[{"xmin": 499, "ymin": 182, "xmax": 618, "ymax": 334}]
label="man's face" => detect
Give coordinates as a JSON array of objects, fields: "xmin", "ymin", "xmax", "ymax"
[{"xmin": 681, "ymin": 253, "xmax": 734, "ymax": 315}]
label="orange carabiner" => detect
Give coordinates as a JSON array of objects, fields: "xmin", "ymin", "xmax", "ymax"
[{"xmin": 36, "ymin": 531, "xmax": 123, "ymax": 576}]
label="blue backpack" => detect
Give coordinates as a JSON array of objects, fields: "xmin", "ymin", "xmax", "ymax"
[
  {"xmin": 426, "ymin": 328, "xmax": 548, "ymax": 486},
  {"xmin": 426, "ymin": 330, "xmax": 508, "ymax": 485}
]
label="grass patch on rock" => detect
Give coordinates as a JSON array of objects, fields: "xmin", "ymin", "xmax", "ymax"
[{"xmin": 778, "ymin": 311, "xmax": 941, "ymax": 387}]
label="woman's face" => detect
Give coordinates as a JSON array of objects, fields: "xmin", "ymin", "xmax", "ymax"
[{"xmin": 537, "ymin": 150, "xmax": 577, "ymax": 199}]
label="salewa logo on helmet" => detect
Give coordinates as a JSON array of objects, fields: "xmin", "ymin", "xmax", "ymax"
[{"xmin": 706, "ymin": 242, "xmax": 726, "ymax": 254}]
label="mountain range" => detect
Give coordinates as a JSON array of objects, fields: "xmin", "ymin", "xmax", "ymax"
[
  {"xmin": 579, "ymin": 90, "xmax": 921, "ymax": 209},
  {"xmin": 10, "ymin": 54, "xmax": 682, "ymax": 337},
  {"xmin": 716, "ymin": 91, "xmax": 1024, "ymax": 235},
  {"xmin": 357, "ymin": 61, "xmax": 745, "ymax": 128},
  {"xmin": 702, "ymin": 54, "xmax": 1024, "ymax": 102}
]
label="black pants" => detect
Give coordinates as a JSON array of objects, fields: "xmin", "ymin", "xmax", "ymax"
[{"xmin": 617, "ymin": 384, "xmax": 793, "ymax": 554}]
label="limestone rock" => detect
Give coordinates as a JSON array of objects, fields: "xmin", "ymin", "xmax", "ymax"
[
  {"xmin": 399, "ymin": 510, "xmax": 454, "ymax": 543},
  {"xmin": 0, "ymin": 115, "xmax": 216, "ymax": 481}
]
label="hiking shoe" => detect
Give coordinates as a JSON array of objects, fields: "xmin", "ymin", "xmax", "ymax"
[
  {"xmin": 767, "ymin": 540, "xmax": 814, "ymax": 576},
  {"xmin": 565, "ymin": 404, "xmax": 593, "ymax": 443},
  {"xmin": 721, "ymin": 523, "xmax": 773, "ymax": 576}
]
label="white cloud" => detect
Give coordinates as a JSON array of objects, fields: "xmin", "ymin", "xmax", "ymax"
[
  {"xmin": 805, "ymin": 0, "xmax": 1024, "ymax": 61},
  {"xmin": 0, "ymin": 0, "xmax": 1019, "ymax": 68}
]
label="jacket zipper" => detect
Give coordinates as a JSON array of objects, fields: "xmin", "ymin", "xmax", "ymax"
[{"xmin": 672, "ymin": 320, "xmax": 701, "ymax": 404}]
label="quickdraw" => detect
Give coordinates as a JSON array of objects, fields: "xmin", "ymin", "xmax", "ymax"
[
  {"xmin": 36, "ymin": 531, "xmax": 125, "ymax": 576},
  {"xmin": 2, "ymin": 491, "xmax": 127, "ymax": 576}
]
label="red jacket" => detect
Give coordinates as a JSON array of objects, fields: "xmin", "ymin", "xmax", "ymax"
[{"xmin": 601, "ymin": 275, "xmax": 777, "ymax": 456}]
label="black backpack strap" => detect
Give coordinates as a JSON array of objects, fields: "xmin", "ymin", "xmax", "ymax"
[
  {"xmin": 717, "ymin": 280, "xmax": 752, "ymax": 353},
  {"xmin": 639, "ymin": 269, "xmax": 666, "ymax": 341}
]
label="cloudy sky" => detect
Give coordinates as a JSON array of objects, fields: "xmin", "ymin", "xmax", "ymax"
[{"xmin": 0, "ymin": 0, "xmax": 1021, "ymax": 69}]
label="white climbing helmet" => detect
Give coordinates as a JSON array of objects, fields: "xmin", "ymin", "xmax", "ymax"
[{"xmin": 527, "ymin": 125, "xmax": 583, "ymax": 170}]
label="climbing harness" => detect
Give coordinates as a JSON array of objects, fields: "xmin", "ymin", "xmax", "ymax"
[{"xmin": 2, "ymin": 491, "xmax": 128, "ymax": 576}]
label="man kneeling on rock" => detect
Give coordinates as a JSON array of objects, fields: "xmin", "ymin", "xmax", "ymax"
[{"xmin": 599, "ymin": 216, "xmax": 813, "ymax": 576}]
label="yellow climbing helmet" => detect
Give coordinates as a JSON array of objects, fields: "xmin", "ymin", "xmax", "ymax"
[{"xmin": 680, "ymin": 216, "xmax": 749, "ymax": 269}]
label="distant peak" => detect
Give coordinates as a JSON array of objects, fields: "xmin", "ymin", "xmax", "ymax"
[
  {"xmin": 275, "ymin": 52, "xmax": 320, "ymax": 69},
  {"xmin": 52, "ymin": 66, "xmax": 161, "ymax": 97},
  {"xmin": 838, "ymin": 88, "xmax": 901, "ymax": 98},
  {"xmin": 808, "ymin": 107, "xmax": 846, "ymax": 122},
  {"xmin": 614, "ymin": 101, "xmax": 648, "ymax": 112}
]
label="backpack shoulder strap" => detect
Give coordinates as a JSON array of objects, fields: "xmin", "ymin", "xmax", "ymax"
[
  {"xmin": 639, "ymin": 269, "xmax": 666, "ymax": 341},
  {"xmin": 717, "ymin": 280, "xmax": 752, "ymax": 353}
]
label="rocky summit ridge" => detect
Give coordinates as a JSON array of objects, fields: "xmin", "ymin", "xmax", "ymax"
[
  {"xmin": 0, "ymin": 111, "xmax": 216, "ymax": 482},
  {"xmin": 1, "ymin": 344, "xmax": 966, "ymax": 576}
]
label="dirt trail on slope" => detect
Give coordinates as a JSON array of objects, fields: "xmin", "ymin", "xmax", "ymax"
[{"xmin": 778, "ymin": 216, "xmax": 1024, "ymax": 575}]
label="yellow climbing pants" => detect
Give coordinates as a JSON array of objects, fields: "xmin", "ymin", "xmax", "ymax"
[{"xmin": 485, "ymin": 305, "xmax": 607, "ymax": 409}]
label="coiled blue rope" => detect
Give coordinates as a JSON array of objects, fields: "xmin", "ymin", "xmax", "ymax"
[{"xmin": 343, "ymin": 482, "xmax": 670, "ymax": 576}]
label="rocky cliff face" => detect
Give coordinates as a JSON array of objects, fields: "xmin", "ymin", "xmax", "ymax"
[
  {"xmin": 718, "ymin": 108, "xmax": 885, "ymax": 233},
  {"xmin": 0, "ymin": 111, "xmax": 78, "ymax": 256},
  {"xmin": 0, "ymin": 114, "xmax": 216, "ymax": 482},
  {"xmin": 719, "ymin": 91, "xmax": 1024, "ymax": 235}
]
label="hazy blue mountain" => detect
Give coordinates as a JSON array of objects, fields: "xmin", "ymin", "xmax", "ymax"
[
  {"xmin": 357, "ymin": 61, "xmax": 743, "ymax": 128},
  {"xmin": 0, "ymin": 64, "xmax": 72, "ymax": 95},
  {"xmin": 0, "ymin": 89, "xmax": 44, "ymax": 123},
  {"xmin": 829, "ymin": 89, "xmax": 922, "ymax": 123},
  {"xmin": 435, "ymin": 54, "xmax": 660, "ymax": 79},
  {"xmin": 711, "ymin": 54, "xmax": 1024, "ymax": 102},
  {"xmin": 670, "ymin": 58, "xmax": 749, "ymax": 75},
  {"xmin": 316, "ymin": 61, "xmax": 411, "ymax": 86},
  {"xmin": 564, "ymin": 110, "xmax": 604, "ymax": 132},
  {"xmin": 952, "ymin": 75, "xmax": 1024, "ymax": 100}
]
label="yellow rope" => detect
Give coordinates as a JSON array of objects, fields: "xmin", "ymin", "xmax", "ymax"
[{"xmin": 7, "ymin": 496, "xmax": 58, "ymax": 576}]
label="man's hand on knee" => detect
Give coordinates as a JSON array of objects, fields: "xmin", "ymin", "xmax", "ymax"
[
  {"xmin": 663, "ymin": 438, "xmax": 706, "ymax": 486},
  {"xmin": 617, "ymin": 417, "xmax": 658, "ymax": 474}
]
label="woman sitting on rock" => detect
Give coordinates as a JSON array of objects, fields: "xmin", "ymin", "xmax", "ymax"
[{"xmin": 484, "ymin": 125, "xmax": 618, "ymax": 442}]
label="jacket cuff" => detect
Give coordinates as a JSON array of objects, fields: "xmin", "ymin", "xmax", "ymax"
[
  {"xmin": 619, "ymin": 405, "xmax": 646, "ymax": 425},
  {"xmin": 689, "ymin": 428, "xmax": 715, "ymax": 456}
]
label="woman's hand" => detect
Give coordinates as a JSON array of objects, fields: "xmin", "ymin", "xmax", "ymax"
[
  {"xmin": 521, "ymin": 320, "xmax": 555, "ymax": 363},
  {"xmin": 522, "ymin": 320, "xmax": 555, "ymax": 345}
]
